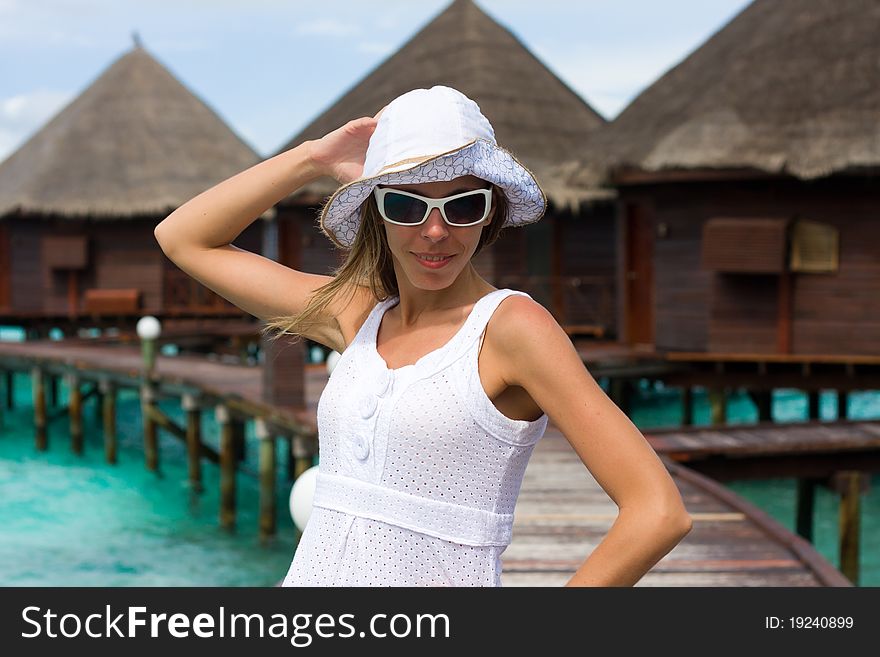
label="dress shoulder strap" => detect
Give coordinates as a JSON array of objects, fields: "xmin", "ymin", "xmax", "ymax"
[
  {"xmin": 351, "ymin": 295, "xmax": 396, "ymax": 348},
  {"xmin": 474, "ymin": 289, "xmax": 532, "ymax": 352},
  {"xmin": 460, "ymin": 288, "xmax": 549, "ymax": 440}
]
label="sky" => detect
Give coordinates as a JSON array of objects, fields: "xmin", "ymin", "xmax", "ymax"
[{"xmin": 0, "ymin": 0, "xmax": 753, "ymax": 161}]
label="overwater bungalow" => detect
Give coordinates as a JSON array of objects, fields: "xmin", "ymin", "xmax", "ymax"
[
  {"xmin": 0, "ymin": 41, "xmax": 263, "ymax": 346},
  {"xmin": 568, "ymin": 0, "xmax": 880, "ymax": 357}
]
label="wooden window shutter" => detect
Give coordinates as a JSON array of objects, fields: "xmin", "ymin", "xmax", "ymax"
[
  {"xmin": 42, "ymin": 235, "xmax": 88, "ymax": 269},
  {"xmin": 701, "ymin": 217, "xmax": 789, "ymax": 274},
  {"xmin": 789, "ymin": 220, "xmax": 838, "ymax": 273}
]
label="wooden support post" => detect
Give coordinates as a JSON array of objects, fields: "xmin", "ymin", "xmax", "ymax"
[
  {"xmin": 5, "ymin": 370, "xmax": 13, "ymax": 409},
  {"xmin": 622, "ymin": 379, "xmax": 633, "ymax": 416},
  {"xmin": 49, "ymin": 373, "xmax": 59, "ymax": 408},
  {"xmin": 832, "ymin": 471, "xmax": 866, "ymax": 585},
  {"xmin": 608, "ymin": 377, "xmax": 621, "ymax": 407},
  {"xmin": 609, "ymin": 377, "xmax": 632, "ymax": 415},
  {"xmin": 99, "ymin": 378, "xmax": 117, "ymax": 464},
  {"xmin": 808, "ymin": 390, "xmax": 821, "ymax": 420},
  {"xmin": 256, "ymin": 418, "xmax": 277, "ymax": 543},
  {"xmin": 777, "ymin": 268, "xmax": 792, "ymax": 353},
  {"xmin": 0, "ymin": 369, "xmax": 5, "ymax": 429},
  {"xmin": 233, "ymin": 417, "xmax": 247, "ymax": 463},
  {"xmin": 67, "ymin": 372, "xmax": 83, "ymax": 455},
  {"xmin": 140, "ymin": 382, "xmax": 158, "ymax": 472},
  {"xmin": 709, "ymin": 387, "xmax": 727, "ymax": 425},
  {"xmin": 795, "ymin": 477, "xmax": 818, "ymax": 542},
  {"xmin": 144, "ymin": 404, "xmax": 213, "ymax": 469},
  {"xmin": 681, "ymin": 387, "xmax": 693, "ymax": 426},
  {"xmin": 94, "ymin": 387, "xmax": 104, "ymax": 427},
  {"xmin": 292, "ymin": 434, "xmax": 314, "ymax": 481},
  {"xmin": 32, "ymin": 366, "xmax": 47, "ymax": 451},
  {"xmin": 216, "ymin": 404, "xmax": 236, "ymax": 531},
  {"xmin": 286, "ymin": 436, "xmax": 296, "ymax": 481},
  {"xmin": 182, "ymin": 393, "xmax": 203, "ymax": 493},
  {"xmin": 752, "ymin": 390, "xmax": 773, "ymax": 422},
  {"xmin": 836, "ymin": 390, "xmax": 848, "ymax": 420}
]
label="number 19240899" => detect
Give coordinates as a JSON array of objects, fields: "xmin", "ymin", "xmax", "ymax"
[{"xmin": 765, "ymin": 616, "xmax": 854, "ymax": 629}]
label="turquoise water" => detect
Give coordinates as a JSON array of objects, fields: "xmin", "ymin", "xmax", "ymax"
[
  {"xmin": 0, "ymin": 373, "xmax": 301, "ymax": 586},
  {"xmin": 0, "ymin": 365, "xmax": 877, "ymax": 586}
]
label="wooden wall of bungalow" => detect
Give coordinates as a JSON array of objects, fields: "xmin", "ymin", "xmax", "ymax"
[
  {"xmin": 614, "ymin": 173, "xmax": 880, "ymax": 355},
  {"xmin": 273, "ymin": 200, "xmax": 619, "ymax": 340},
  {"xmin": 0, "ymin": 214, "xmax": 261, "ymax": 323}
]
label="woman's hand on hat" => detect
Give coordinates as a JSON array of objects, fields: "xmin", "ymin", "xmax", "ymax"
[{"xmin": 308, "ymin": 116, "xmax": 379, "ymax": 185}]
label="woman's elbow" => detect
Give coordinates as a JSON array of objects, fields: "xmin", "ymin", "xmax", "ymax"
[
  {"xmin": 673, "ymin": 509, "xmax": 693, "ymax": 538},
  {"xmin": 661, "ymin": 504, "xmax": 693, "ymax": 540},
  {"xmin": 650, "ymin": 494, "xmax": 693, "ymax": 539},
  {"xmin": 153, "ymin": 222, "xmax": 170, "ymax": 253}
]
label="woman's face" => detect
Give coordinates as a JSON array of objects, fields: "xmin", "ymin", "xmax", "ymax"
[{"xmin": 380, "ymin": 175, "xmax": 496, "ymax": 291}]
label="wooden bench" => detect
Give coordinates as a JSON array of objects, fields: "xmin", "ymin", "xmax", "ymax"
[
  {"xmin": 563, "ymin": 324, "xmax": 606, "ymax": 339},
  {"xmin": 83, "ymin": 288, "xmax": 141, "ymax": 314}
]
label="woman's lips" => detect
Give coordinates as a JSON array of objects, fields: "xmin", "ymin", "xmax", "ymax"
[{"xmin": 413, "ymin": 253, "xmax": 455, "ymax": 269}]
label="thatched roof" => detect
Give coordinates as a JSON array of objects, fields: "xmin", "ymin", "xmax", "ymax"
[
  {"xmin": 0, "ymin": 45, "xmax": 260, "ymax": 219},
  {"xmin": 581, "ymin": 0, "xmax": 880, "ymax": 184},
  {"xmin": 276, "ymin": 0, "xmax": 610, "ymax": 211}
]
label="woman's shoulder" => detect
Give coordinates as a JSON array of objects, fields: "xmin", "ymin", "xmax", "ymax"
[
  {"xmin": 485, "ymin": 292, "xmax": 567, "ymax": 377},
  {"xmin": 493, "ymin": 289, "xmax": 550, "ymax": 321}
]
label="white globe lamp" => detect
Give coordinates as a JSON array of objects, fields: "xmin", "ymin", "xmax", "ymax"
[
  {"xmin": 136, "ymin": 315, "xmax": 162, "ymax": 379},
  {"xmin": 289, "ymin": 465, "xmax": 319, "ymax": 531},
  {"xmin": 136, "ymin": 315, "xmax": 161, "ymax": 341},
  {"xmin": 326, "ymin": 350, "xmax": 341, "ymax": 375}
]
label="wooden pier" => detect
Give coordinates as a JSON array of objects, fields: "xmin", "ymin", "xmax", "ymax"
[
  {"xmin": 644, "ymin": 419, "xmax": 879, "ymax": 585},
  {"xmin": 501, "ymin": 424, "xmax": 851, "ymax": 587},
  {"xmin": 0, "ymin": 339, "xmax": 319, "ymax": 544},
  {"xmin": 0, "ymin": 339, "xmax": 863, "ymax": 586},
  {"xmin": 572, "ymin": 341, "xmax": 880, "ymax": 425}
]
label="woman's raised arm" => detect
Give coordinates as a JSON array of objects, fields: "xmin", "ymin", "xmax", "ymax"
[{"xmin": 152, "ymin": 116, "xmax": 379, "ymax": 351}]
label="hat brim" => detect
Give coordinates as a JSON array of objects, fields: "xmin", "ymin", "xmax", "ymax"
[{"xmin": 319, "ymin": 138, "xmax": 547, "ymax": 249}]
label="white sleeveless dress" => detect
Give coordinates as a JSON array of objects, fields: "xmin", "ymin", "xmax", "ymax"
[{"xmin": 281, "ymin": 288, "xmax": 549, "ymax": 587}]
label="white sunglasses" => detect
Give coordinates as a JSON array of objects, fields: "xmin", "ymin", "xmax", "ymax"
[{"xmin": 373, "ymin": 186, "xmax": 493, "ymax": 227}]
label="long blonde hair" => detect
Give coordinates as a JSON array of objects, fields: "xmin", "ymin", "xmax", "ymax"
[{"xmin": 260, "ymin": 184, "xmax": 510, "ymax": 344}]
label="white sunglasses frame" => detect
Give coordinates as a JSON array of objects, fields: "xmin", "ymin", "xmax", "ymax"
[{"xmin": 373, "ymin": 187, "xmax": 493, "ymax": 227}]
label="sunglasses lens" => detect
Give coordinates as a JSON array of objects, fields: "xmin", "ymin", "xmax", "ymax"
[
  {"xmin": 382, "ymin": 192, "xmax": 427, "ymax": 224},
  {"xmin": 445, "ymin": 192, "xmax": 487, "ymax": 225}
]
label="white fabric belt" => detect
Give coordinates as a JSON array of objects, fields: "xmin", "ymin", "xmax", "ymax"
[{"xmin": 312, "ymin": 472, "xmax": 513, "ymax": 547}]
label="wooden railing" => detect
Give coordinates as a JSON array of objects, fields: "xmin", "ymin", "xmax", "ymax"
[
  {"xmin": 163, "ymin": 267, "xmax": 239, "ymax": 314},
  {"xmin": 495, "ymin": 274, "xmax": 615, "ymax": 337}
]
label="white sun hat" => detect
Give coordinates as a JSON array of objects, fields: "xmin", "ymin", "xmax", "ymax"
[{"xmin": 319, "ymin": 85, "xmax": 547, "ymax": 249}]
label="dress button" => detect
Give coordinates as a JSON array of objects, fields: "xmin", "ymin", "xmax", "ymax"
[
  {"xmin": 352, "ymin": 434, "xmax": 370, "ymax": 460},
  {"xmin": 359, "ymin": 395, "xmax": 378, "ymax": 419},
  {"xmin": 375, "ymin": 369, "xmax": 392, "ymax": 397}
]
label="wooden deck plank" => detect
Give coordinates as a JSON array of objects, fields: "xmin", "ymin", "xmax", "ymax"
[
  {"xmin": 503, "ymin": 570, "xmax": 826, "ymax": 587},
  {"xmin": 646, "ymin": 418, "xmax": 880, "ymax": 457}
]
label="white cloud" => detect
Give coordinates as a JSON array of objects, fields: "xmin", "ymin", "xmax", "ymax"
[
  {"xmin": 0, "ymin": 24, "xmax": 100, "ymax": 47},
  {"xmin": 357, "ymin": 41, "xmax": 394, "ymax": 56},
  {"xmin": 294, "ymin": 19, "xmax": 361, "ymax": 37},
  {"xmin": 0, "ymin": 89, "xmax": 71, "ymax": 161}
]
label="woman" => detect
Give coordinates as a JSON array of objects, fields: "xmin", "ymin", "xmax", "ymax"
[{"xmin": 154, "ymin": 86, "xmax": 692, "ymax": 587}]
